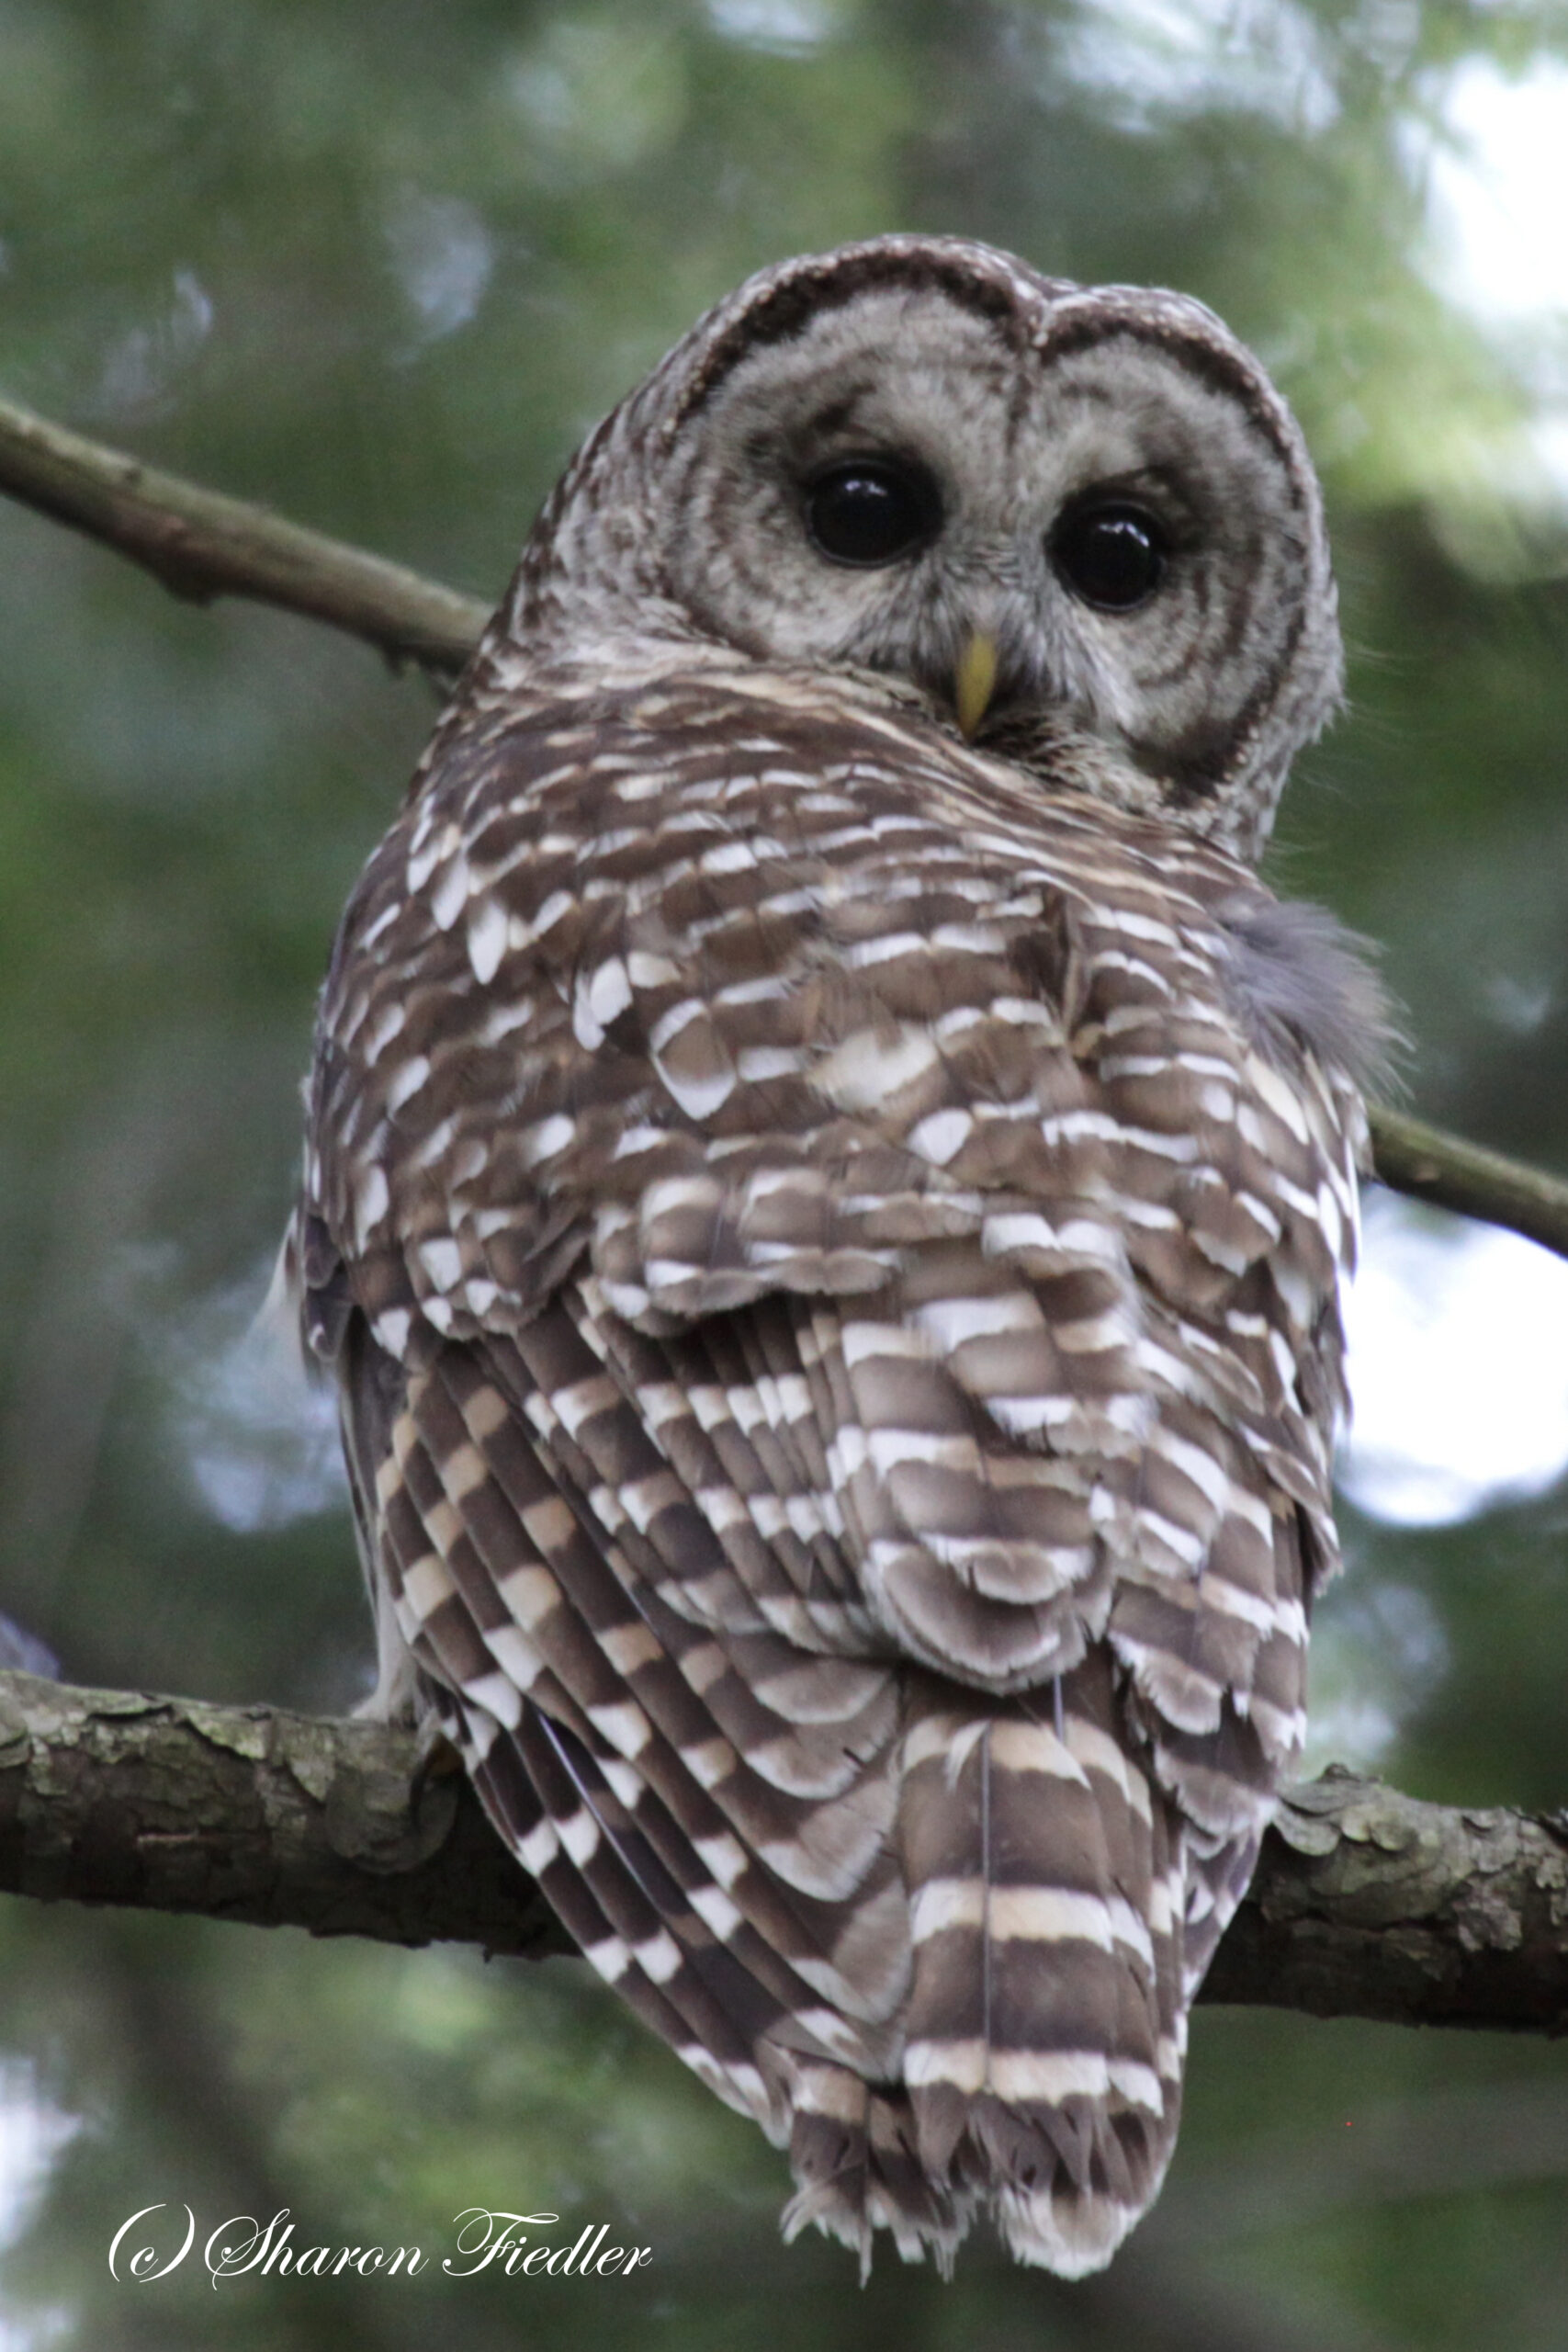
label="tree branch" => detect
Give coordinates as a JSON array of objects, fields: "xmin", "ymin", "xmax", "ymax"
[
  {"xmin": 1202, "ymin": 1767, "xmax": 1568, "ymax": 2031},
  {"xmin": 0, "ymin": 1670, "xmax": 567, "ymax": 1960},
  {"xmin": 0, "ymin": 390, "xmax": 487, "ymax": 677},
  {"xmin": 1368, "ymin": 1104, "xmax": 1568, "ymax": 1261},
  {"xmin": 5, "ymin": 387, "xmax": 1568, "ymax": 1258},
  {"xmin": 2, "ymin": 1670, "xmax": 1563, "ymax": 2030}
]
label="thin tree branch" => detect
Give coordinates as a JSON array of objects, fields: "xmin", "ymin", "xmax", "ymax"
[
  {"xmin": 2, "ymin": 1671, "xmax": 1564, "ymax": 2030},
  {"xmin": 1368, "ymin": 1104, "xmax": 1568, "ymax": 1260},
  {"xmin": 5, "ymin": 389, "xmax": 1568, "ymax": 1261},
  {"xmin": 0, "ymin": 390, "xmax": 487, "ymax": 676}
]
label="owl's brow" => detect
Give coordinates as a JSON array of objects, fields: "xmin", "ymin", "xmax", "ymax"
[
  {"xmin": 1042, "ymin": 308, "xmax": 1309, "ymax": 498},
  {"xmin": 666, "ymin": 249, "xmax": 1035, "ymax": 437}
]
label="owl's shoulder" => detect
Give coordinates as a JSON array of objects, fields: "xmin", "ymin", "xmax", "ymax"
[{"xmin": 322, "ymin": 661, "xmax": 1387, "ymax": 1132}]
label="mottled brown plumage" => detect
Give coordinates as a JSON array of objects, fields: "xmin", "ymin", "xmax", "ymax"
[{"xmin": 296, "ymin": 237, "xmax": 1382, "ymax": 2275}]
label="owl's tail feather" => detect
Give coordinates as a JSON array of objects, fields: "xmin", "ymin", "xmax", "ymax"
[
  {"xmin": 781, "ymin": 2066, "xmax": 972, "ymax": 2280},
  {"xmin": 779, "ymin": 1657, "xmax": 1189, "ymax": 2276},
  {"xmin": 776, "ymin": 2065, "xmax": 1156, "ymax": 2279},
  {"xmin": 906, "ymin": 1660, "xmax": 1187, "ymax": 2271}
]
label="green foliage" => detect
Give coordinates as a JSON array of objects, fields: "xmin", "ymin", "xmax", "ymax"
[{"xmin": 2, "ymin": 3, "xmax": 1565, "ymax": 2343}]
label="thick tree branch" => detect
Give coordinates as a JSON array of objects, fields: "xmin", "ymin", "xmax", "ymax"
[
  {"xmin": 0, "ymin": 1670, "xmax": 567, "ymax": 1959},
  {"xmin": 4, "ymin": 387, "xmax": 1568, "ymax": 1258},
  {"xmin": 1202, "ymin": 1768, "xmax": 1568, "ymax": 2031},
  {"xmin": 2, "ymin": 1670, "xmax": 1564, "ymax": 2030}
]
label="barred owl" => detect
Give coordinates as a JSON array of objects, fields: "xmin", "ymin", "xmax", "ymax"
[{"xmin": 296, "ymin": 236, "xmax": 1384, "ymax": 2276}]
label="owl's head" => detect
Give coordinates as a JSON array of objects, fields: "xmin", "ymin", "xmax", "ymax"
[{"xmin": 504, "ymin": 236, "xmax": 1342, "ymax": 864}]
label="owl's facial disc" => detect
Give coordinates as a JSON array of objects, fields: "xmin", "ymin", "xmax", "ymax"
[{"xmin": 640, "ymin": 268, "xmax": 1339, "ymax": 838}]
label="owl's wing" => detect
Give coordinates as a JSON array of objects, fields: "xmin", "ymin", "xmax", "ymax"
[{"xmin": 303, "ymin": 674, "xmax": 1368, "ymax": 2270}]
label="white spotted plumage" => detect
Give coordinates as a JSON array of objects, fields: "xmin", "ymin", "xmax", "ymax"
[{"xmin": 295, "ymin": 235, "xmax": 1386, "ymax": 2277}]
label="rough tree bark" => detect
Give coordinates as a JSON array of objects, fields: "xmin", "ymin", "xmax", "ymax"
[
  {"xmin": 2, "ymin": 392, "xmax": 1566, "ymax": 2032},
  {"xmin": 1, "ymin": 1670, "xmax": 1564, "ymax": 2031}
]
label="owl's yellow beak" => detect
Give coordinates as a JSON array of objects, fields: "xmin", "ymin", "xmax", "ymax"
[{"xmin": 953, "ymin": 631, "xmax": 999, "ymax": 739}]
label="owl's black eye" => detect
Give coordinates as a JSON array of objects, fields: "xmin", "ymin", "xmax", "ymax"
[
  {"xmin": 805, "ymin": 458, "xmax": 940, "ymax": 567},
  {"xmin": 1051, "ymin": 501, "xmax": 1168, "ymax": 612}
]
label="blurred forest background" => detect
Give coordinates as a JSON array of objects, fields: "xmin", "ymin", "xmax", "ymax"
[{"xmin": 2, "ymin": 1, "xmax": 1567, "ymax": 2345}]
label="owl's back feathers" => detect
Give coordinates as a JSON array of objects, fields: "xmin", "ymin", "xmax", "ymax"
[{"xmin": 301, "ymin": 657, "xmax": 1374, "ymax": 2272}]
